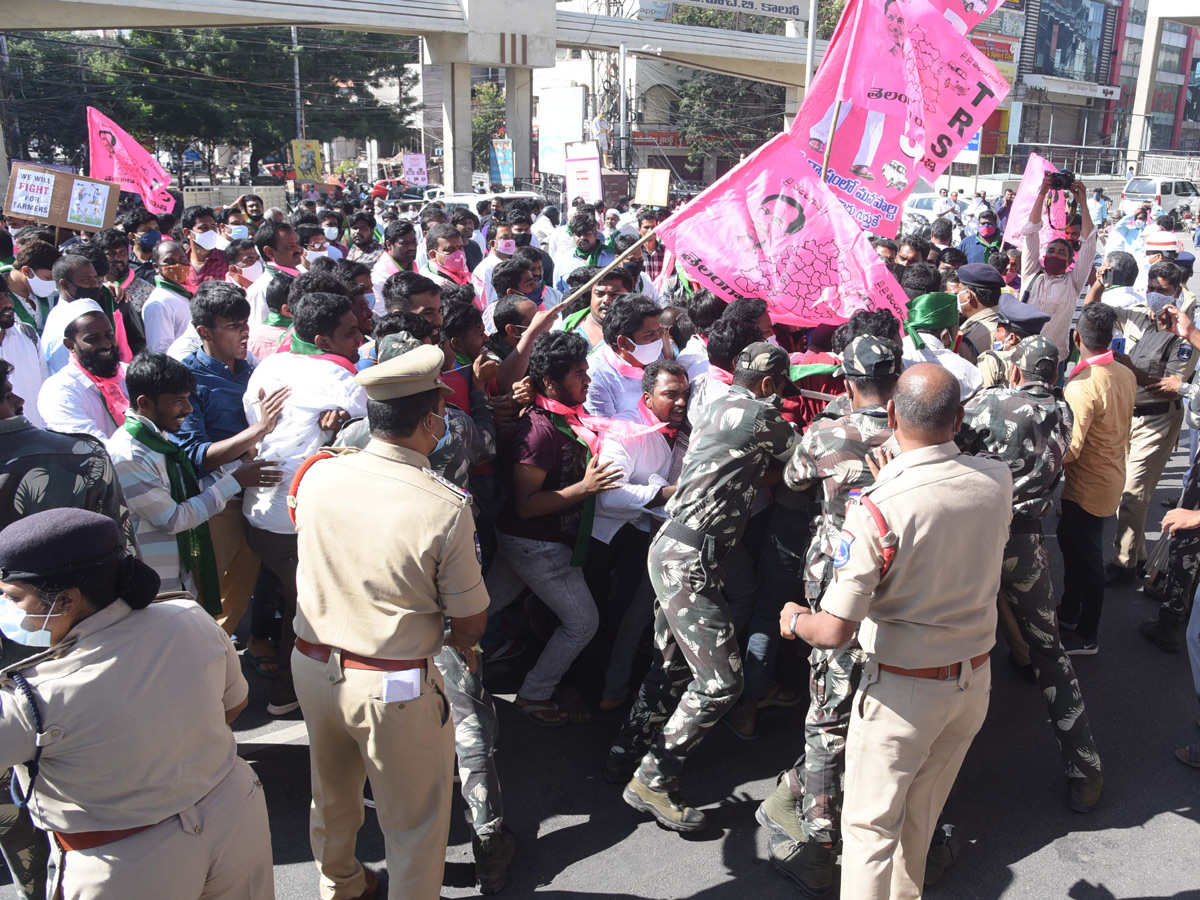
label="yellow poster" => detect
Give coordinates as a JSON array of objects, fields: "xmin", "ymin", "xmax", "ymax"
[{"xmin": 291, "ymin": 140, "xmax": 323, "ymax": 183}]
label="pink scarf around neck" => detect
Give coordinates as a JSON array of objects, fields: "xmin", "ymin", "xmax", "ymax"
[
  {"xmin": 534, "ymin": 394, "xmax": 668, "ymax": 455},
  {"xmin": 1068, "ymin": 350, "xmax": 1114, "ymax": 381},
  {"xmin": 71, "ymin": 356, "xmax": 128, "ymax": 426}
]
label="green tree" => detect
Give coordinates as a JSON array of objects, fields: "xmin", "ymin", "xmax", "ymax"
[{"xmin": 472, "ymin": 81, "xmax": 505, "ymax": 173}]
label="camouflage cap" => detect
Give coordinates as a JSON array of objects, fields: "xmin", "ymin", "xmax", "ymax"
[
  {"xmin": 734, "ymin": 341, "xmax": 799, "ymax": 397},
  {"xmin": 1011, "ymin": 335, "xmax": 1059, "ymax": 378},
  {"xmin": 376, "ymin": 332, "xmax": 426, "ymax": 364},
  {"xmin": 840, "ymin": 335, "xmax": 903, "ymax": 378}
]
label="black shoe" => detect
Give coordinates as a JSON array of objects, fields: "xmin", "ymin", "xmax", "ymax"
[
  {"xmin": 769, "ymin": 836, "xmax": 835, "ymax": 898},
  {"xmin": 603, "ymin": 753, "xmax": 639, "ymax": 785},
  {"xmin": 267, "ymin": 677, "xmax": 301, "ymax": 716},
  {"xmin": 1104, "ymin": 563, "xmax": 1137, "ymax": 587},
  {"xmin": 1067, "ymin": 774, "xmax": 1103, "ymax": 813},
  {"xmin": 473, "ymin": 827, "xmax": 516, "ymax": 894},
  {"xmin": 924, "ymin": 823, "xmax": 960, "ymax": 886},
  {"xmin": 1144, "ymin": 578, "xmax": 1167, "ymax": 602},
  {"xmin": 1140, "ymin": 616, "xmax": 1183, "ymax": 653},
  {"xmin": 1062, "ymin": 632, "xmax": 1099, "ymax": 656}
]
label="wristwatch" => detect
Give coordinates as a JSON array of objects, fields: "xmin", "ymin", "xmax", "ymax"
[{"xmin": 789, "ymin": 610, "xmax": 802, "ymax": 637}]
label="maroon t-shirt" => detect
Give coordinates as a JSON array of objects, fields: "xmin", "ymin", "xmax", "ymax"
[{"xmin": 497, "ymin": 406, "xmax": 588, "ymax": 546}]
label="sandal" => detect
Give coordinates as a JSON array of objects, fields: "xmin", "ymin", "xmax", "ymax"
[
  {"xmin": 759, "ymin": 683, "xmax": 803, "ymax": 709},
  {"xmin": 723, "ymin": 703, "xmax": 759, "ymax": 741},
  {"xmin": 245, "ymin": 653, "xmax": 279, "ymax": 678},
  {"xmin": 1176, "ymin": 743, "xmax": 1200, "ymax": 768},
  {"xmin": 516, "ymin": 699, "xmax": 569, "ymax": 728},
  {"xmin": 808, "ymin": 138, "xmax": 826, "ymax": 154},
  {"xmin": 850, "ymin": 165, "xmax": 875, "ymax": 181},
  {"xmin": 599, "ymin": 692, "xmax": 629, "ymax": 713},
  {"xmin": 552, "ymin": 686, "xmax": 592, "ymax": 723}
]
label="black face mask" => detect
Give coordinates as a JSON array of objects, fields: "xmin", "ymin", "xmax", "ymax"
[
  {"xmin": 69, "ymin": 284, "xmax": 104, "ymax": 302},
  {"xmin": 623, "ymin": 261, "xmax": 644, "ymax": 279},
  {"xmin": 513, "ymin": 233, "xmax": 532, "ymax": 248}
]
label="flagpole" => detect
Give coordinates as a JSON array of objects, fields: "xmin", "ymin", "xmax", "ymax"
[
  {"xmin": 561, "ymin": 227, "xmax": 659, "ymax": 308},
  {"xmin": 821, "ymin": 0, "xmax": 865, "ymax": 183}
]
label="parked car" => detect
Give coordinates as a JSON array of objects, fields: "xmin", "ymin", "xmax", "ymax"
[
  {"xmin": 437, "ymin": 190, "xmax": 545, "ymax": 214},
  {"xmin": 1120, "ymin": 177, "xmax": 1200, "ymax": 221}
]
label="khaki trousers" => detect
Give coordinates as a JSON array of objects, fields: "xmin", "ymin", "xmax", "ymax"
[
  {"xmin": 208, "ymin": 499, "xmax": 261, "ymax": 635},
  {"xmin": 840, "ymin": 661, "xmax": 991, "ymax": 900},
  {"xmin": 54, "ymin": 757, "xmax": 273, "ymax": 900},
  {"xmin": 1114, "ymin": 406, "xmax": 1184, "ymax": 568},
  {"xmin": 293, "ymin": 648, "xmax": 453, "ymax": 900}
]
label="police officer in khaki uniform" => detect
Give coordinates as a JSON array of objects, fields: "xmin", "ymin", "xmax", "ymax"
[
  {"xmin": 290, "ymin": 344, "xmax": 490, "ymax": 900},
  {"xmin": 975, "ymin": 294, "xmax": 1052, "ymax": 390},
  {"xmin": 0, "ymin": 509, "xmax": 273, "ymax": 900},
  {"xmin": 955, "ymin": 262, "xmax": 1007, "ymax": 365},
  {"xmin": 781, "ymin": 364, "xmax": 1013, "ymax": 897}
]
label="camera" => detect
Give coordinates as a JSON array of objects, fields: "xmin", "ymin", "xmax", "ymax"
[{"xmin": 1049, "ymin": 170, "xmax": 1075, "ymax": 192}]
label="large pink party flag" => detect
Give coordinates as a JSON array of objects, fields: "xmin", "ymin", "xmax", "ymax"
[
  {"xmin": 928, "ymin": 0, "xmax": 1008, "ymax": 34},
  {"xmin": 1001, "ymin": 152, "xmax": 1072, "ymax": 251},
  {"xmin": 790, "ymin": 0, "xmax": 1009, "ymax": 237},
  {"xmin": 656, "ymin": 132, "xmax": 908, "ymax": 327},
  {"xmin": 87, "ymin": 107, "xmax": 175, "ymax": 215}
]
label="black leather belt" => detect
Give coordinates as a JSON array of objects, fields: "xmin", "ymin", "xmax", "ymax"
[
  {"xmin": 1133, "ymin": 401, "xmax": 1181, "ymax": 417},
  {"xmin": 659, "ymin": 519, "xmax": 730, "ymax": 567}
]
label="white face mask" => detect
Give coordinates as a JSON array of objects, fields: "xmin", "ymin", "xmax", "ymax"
[
  {"xmin": 957, "ymin": 290, "xmax": 973, "ymax": 314},
  {"xmin": 27, "ymin": 274, "xmax": 56, "ymax": 298},
  {"xmin": 0, "ymin": 596, "xmax": 61, "ymax": 647},
  {"xmin": 305, "ymin": 248, "xmax": 328, "ymax": 262},
  {"xmin": 765, "ymin": 334, "xmax": 781, "ymax": 347},
  {"xmin": 192, "ymin": 229, "xmax": 219, "ymax": 251},
  {"xmin": 323, "ymin": 226, "xmax": 340, "ymax": 242},
  {"xmin": 239, "ymin": 260, "xmax": 264, "ymax": 282},
  {"xmin": 628, "ymin": 339, "xmax": 663, "ymax": 366}
]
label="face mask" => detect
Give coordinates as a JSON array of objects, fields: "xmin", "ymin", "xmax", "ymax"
[
  {"xmin": 441, "ymin": 249, "xmax": 468, "ymax": 274},
  {"xmin": 429, "ymin": 411, "xmax": 451, "ymax": 453},
  {"xmin": 957, "ymin": 290, "xmax": 973, "ymax": 314},
  {"xmin": 161, "ymin": 264, "xmax": 191, "ymax": 287},
  {"xmin": 138, "ymin": 229, "xmax": 161, "ymax": 250},
  {"xmin": 993, "ymin": 340, "xmax": 1006, "ymax": 352},
  {"xmin": 323, "ymin": 226, "xmax": 340, "ymax": 242},
  {"xmin": 1002, "ymin": 272, "xmax": 1017, "ymax": 285},
  {"xmin": 0, "ymin": 596, "xmax": 61, "ymax": 647},
  {"xmin": 306, "ymin": 248, "xmax": 328, "ymax": 262},
  {"xmin": 238, "ymin": 260, "xmax": 264, "ymax": 282},
  {"xmin": 363, "ymin": 292, "xmax": 376, "ymax": 309},
  {"xmin": 765, "ymin": 335, "xmax": 781, "ymax": 347},
  {"xmin": 978, "ymin": 225, "xmax": 997, "ymax": 238},
  {"xmin": 1147, "ymin": 291, "xmax": 1175, "ymax": 314},
  {"xmin": 627, "ymin": 339, "xmax": 663, "ymax": 366},
  {"xmin": 192, "ymin": 229, "xmax": 219, "ymax": 251},
  {"xmin": 68, "ymin": 284, "xmax": 104, "ymax": 302},
  {"xmin": 514, "ymin": 233, "xmax": 532, "ymax": 248},
  {"xmin": 1043, "ymin": 256, "xmax": 1069, "ymax": 277},
  {"xmin": 522, "ymin": 286, "xmax": 543, "ymax": 304},
  {"xmin": 496, "ymin": 239, "xmax": 517, "ymax": 256},
  {"xmin": 1134, "ymin": 220, "xmax": 1146, "ymax": 230},
  {"xmin": 27, "ymin": 274, "xmax": 56, "ymax": 298},
  {"xmin": 227, "ymin": 225, "xmax": 250, "ymax": 241}
]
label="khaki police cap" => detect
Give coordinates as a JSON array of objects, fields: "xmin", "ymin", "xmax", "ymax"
[{"xmin": 355, "ymin": 343, "xmax": 454, "ymax": 401}]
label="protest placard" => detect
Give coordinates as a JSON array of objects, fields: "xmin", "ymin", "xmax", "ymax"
[
  {"xmin": 403, "ymin": 153, "xmax": 428, "ymax": 187},
  {"xmin": 4, "ymin": 162, "xmax": 118, "ymax": 232}
]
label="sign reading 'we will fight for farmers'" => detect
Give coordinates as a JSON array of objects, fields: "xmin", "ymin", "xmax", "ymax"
[{"xmin": 791, "ymin": 0, "xmax": 1009, "ymax": 236}]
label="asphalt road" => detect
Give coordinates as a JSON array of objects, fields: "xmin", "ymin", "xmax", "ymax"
[{"xmin": 218, "ymin": 441, "xmax": 1200, "ymax": 900}]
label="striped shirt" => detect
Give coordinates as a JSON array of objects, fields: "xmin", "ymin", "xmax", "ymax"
[{"xmin": 107, "ymin": 414, "xmax": 240, "ymax": 593}]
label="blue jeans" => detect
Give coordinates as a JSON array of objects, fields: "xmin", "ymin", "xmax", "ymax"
[{"xmin": 485, "ymin": 532, "xmax": 599, "ymax": 702}]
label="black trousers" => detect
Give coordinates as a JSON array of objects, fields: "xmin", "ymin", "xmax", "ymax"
[{"xmin": 1057, "ymin": 499, "xmax": 1106, "ymax": 641}]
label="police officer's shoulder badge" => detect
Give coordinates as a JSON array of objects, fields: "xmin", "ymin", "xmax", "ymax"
[
  {"xmin": 1179, "ymin": 345, "xmax": 1193, "ymax": 363},
  {"xmin": 833, "ymin": 530, "xmax": 855, "ymax": 569},
  {"xmin": 421, "ymin": 468, "xmax": 470, "ymax": 502}
]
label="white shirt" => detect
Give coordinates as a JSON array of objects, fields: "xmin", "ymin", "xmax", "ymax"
[
  {"xmin": 142, "ymin": 285, "xmax": 193, "ymax": 353},
  {"xmin": 246, "ymin": 265, "xmax": 297, "ymax": 325},
  {"xmin": 637, "ymin": 272, "xmax": 661, "ymax": 306},
  {"xmin": 531, "ymin": 215, "xmax": 555, "ymax": 248},
  {"xmin": 594, "ymin": 408, "xmax": 674, "ymax": 543},
  {"xmin": 675, "ymin": 334, "xmax": 710, "ymax": 381},
  {"xmin": 585, "ymin": 345, "xmax": 652, "ymax": 419},
  {"xmin": 370, "ymin": 253, "xmax": 411, "ymax": 316},
  {"xmin": 687, "ymin": 370, "xmax": 729, "ymax": 430},
  {"xmin": 41, "ymin": 297, "xmax": 102, "ymax": 375},
  {"xmin": 933, "ymin": 197, "xmax": 955, "ymax": 217},
  {"xmin": 241, "ymin": 352, "xmax": 367, "ymax": 534},
  {"xmin": 37, "ymin": 360, "xmax": 128, "ymax": 441},
  {"xmin": 1100, "ymin": 285, "xmax": 1145, "ymax": 309},
  {"xmin": 901, "ymin": 333, "xmax": 983, "ymax": 403},
  {"xmin": 0, "ymin": 324, "xmax": 49, "ymax": 427},
  {"xmin": 470, "ymin": 254, "xmax": 507, "ymax": 309},
  {"xmin": 1021, "ymin": 221, "xmax": 1099, "ymax": 357}
]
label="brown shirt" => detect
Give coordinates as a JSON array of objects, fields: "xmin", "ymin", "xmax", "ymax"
[
  {"xmin": 293, "ymin": 440, "xmax": 490, "ymax": 660},
  {"xmin": 820, "ymin": 442, "xmax": 1013, "ymax": 669},
  {"xmin": 1062, "ymin": 358, "xmax": 1137, "ymax": 517}
]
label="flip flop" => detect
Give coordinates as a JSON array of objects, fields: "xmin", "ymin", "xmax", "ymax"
[
  {"xmin": 245, "ymin": 654, "xmax": 279, "ymax": 678},
  {"xmin": 553, "ymin": 687, "xmax": 592, "ymax": 723},
  {"xmin": 758, "ymin": 683, "xmax": 803, "ymax": 709},
  {"xmin": 516, "ymin": 699, "xmax": 569, "ymax": 728},
  {"xmin": 1174, "ymin": 743, "xmax": 1200, "ymax": 768},
  {"xmin": 850, "ymin": 166, "xmax": 875, "ymax": 181}
]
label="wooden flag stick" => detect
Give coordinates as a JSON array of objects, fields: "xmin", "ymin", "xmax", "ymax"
[{"xmin": 561, "ymin": 227, "xmax": 660, "ymax": 309}]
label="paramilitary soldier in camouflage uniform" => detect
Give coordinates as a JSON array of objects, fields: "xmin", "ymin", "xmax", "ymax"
[
  {"xmin": 609, "ymin": 343, "xmax": 799, "ymax": 832},
  {"xmin": 958, "ymin": 335, "xmax": 1105, "ymax": 813},
  {"xmin": 756, "ymin": 336, "xmax": 901, "ymax": 896}
]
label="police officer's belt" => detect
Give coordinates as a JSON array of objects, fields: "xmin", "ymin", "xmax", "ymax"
[
  {"xmin": 55, "ymin": 824, "xmax": 157, "ymax": 852},
  {"xmin": 1133, "ymin": 401, "xmax": 1181, "ymax": 417},
  {"xmin": 295, "ymin": 637, "xmax": 425, "ymax": 672},
  {"xmin": 659, "ymin": 519, "xmax": 729, "ymax": 568},
  {"xmin": 1009, "ymin": 518, "xmax": 1043, "ymax": 536},
  {"xmin": 879, "ymin": 652, "xmax": 990, "ymax": 681}
]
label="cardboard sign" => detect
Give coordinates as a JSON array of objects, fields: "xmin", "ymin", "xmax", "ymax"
[
  {"xmin": 403, "ymin": 153, "xmax": 428, "ymax": 187},
  {"xmin": 633, "ymin": 169, "xmax": 671, "ymax": 207},
  {"xmin": 564, "ymin": 141, "xmax": 603, "ymax": 208},
  {"xmin": 4, "ymin": 162, "xmax": 118, "ymax": 232},
  {"xmin": 291, "ymin": 140, "xmax": 324, "ymax": 184}
]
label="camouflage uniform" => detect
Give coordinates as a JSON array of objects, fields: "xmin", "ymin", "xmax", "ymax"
[
  {"xmin": 778, "ymin": 402, "xmax": 893, "ymax": 844},
  {"xmin": 609, "ymin": 382, "xmax": 798, "ymax": 792},
  {"xmin": 0, "ymin": 416, "xmax": 139, "ymax": 899},
  {"xmin": 959, "ymin": 353, "xmax": 1103, "ymax": 780}
]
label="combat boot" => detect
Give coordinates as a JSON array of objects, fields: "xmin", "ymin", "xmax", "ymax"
[
  {"xmin": 755, "ymin": 772, "xmax": 806, "ymax": 843},
  {"xmin": 1067, "ymin": 774, "xmax": 1103, "ymax": 813},
  {"xmin": 473, "ymin": 827, "xmax": 516, "ymax": 894},
  {"xmin": 622, "ymin": 777, "xmax": 707, "ymax": 832},
  {"xmin": 924, "ymin": 823, "xmax": 960, "ymax": 886},
  {"xmin": 769, "ymin": 836, "xmax": 835, "ymax": 898},
  {"xmin": 1140, "ymin": 609, "xmax": 1183, "ymax": 653}
]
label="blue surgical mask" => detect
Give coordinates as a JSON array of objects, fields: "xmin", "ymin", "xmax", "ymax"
[
  {"xmin": 138, "ymin": 229, "xmax": 162, "ymax": 250},
  {"xmin": 431, "ymin": 412, "xmax": 451, "ymax": 454},
  {"xmin": 993, "ymin": 341, "xmax": 1006, "ymax": 352},
  {"xmin": 228, "ymin": 225, "xmax": 250, "ymax": 241},
  {"xmin": 0, "ymin": 597, "xmax": 61, "ymax": 648},
  {"xmin": 364, "ymin": 292, "xmax": 376, "ymax": 309},
  {"xmin": 522, "ymin": 286, "xmax": 544, "ymax": 305}
]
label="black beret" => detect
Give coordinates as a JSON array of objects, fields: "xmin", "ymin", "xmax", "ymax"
[
  {"xmin": 957, "ymin": 263, "xmax": 1006, "ymax": 290},
  {"xmin": 0, "ymin": 509, "xmax": 121, "ymax": 582}
]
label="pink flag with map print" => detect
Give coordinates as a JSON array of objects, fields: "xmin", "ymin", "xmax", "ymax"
[
  {"xmin": 655, "ymin": 133, "xmax": 908, "ymax": 327},
  {"xmin": 790, "ymin": 0, "xmax": 1010, "ymax": 237},
  {"xmin": 1001, "ymin": 152, "xmax": 1072, "ymax": 250},
  {"xmin": 87, "ymin": 107, "xmax": 175, "ymax": 216}
]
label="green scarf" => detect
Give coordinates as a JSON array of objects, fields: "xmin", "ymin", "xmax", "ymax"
[
  {"xmin": 562, "ymin": 307, "xmax": 591, "ymax": 333},
  {"xmin": 289, "ymin": 332, "xmax": 323, "ymax": 355},
  {"xmin": 675, "ymin": 261, "xmax": 694, "ymax": 299},
  {"xmin": 454, "ymin": 351, "xmax": 472, "ymax": 368},
  {"xmin": 548, "ymin": 414, "xmax": 596, "ymax": 567},
  {"xmin": 904, "ymin": 292, "xmax": 960, "ymax": 351},
  {"xmin": 8, "ymin": 290, "xmax": 50, "ymax": 330},
  {"xmin": 154, "ymin": 277, "xmax": 194, "ymax": 300},
  {"xmin": 789, "ymin": 363, "xmax": 841, "ymax": 381},
  {"xmin": 123, "ymin": 417, "xmax": 221, "ymax": 615},
  {"xmin": 265, "ymin": 311, "xmax": 293, "ymax": 328}
]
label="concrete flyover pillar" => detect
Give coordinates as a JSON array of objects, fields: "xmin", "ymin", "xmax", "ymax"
[
  {"xmin": 442, "ymin": 62, "xmax": 474, "ymax": 193},
  {"xmin": 1126, "ymin": 5, "xmax": 1162, "ymax": 172},
  {"xmin": 505, "ymin": 67, "xmax": 533, "ymax": 185}
]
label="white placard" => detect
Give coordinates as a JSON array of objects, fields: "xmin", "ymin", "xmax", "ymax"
[
  {"xmin": 564, "ymin": 141, "xmax": 603, "ymax": 208},
  {"xmin": 10, "ymin": 168, "xmax": 55, "ymax": 219},
  {"xmin": 403, "ymin": 152, "xmax": 428, "ymax": 187}
]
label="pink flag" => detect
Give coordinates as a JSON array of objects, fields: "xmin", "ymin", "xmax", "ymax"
[
  {"xmin": 1000, "ymin": 152, "xmax": 1072, "ymax": 251},
  {"xmin": 790, "ymin": 0, "xmax": 1009, "ymax": 237},
  {"xmin": 656, "ymin": 133, "xmax": 908, "ymax": 327},
  {"xmin": 927, "ymin": 0, "xmax": 1009, "ymax": 35},
  {"xmin": 87, "ymin": 107, "xmax": 175, "ymax": 216}
]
